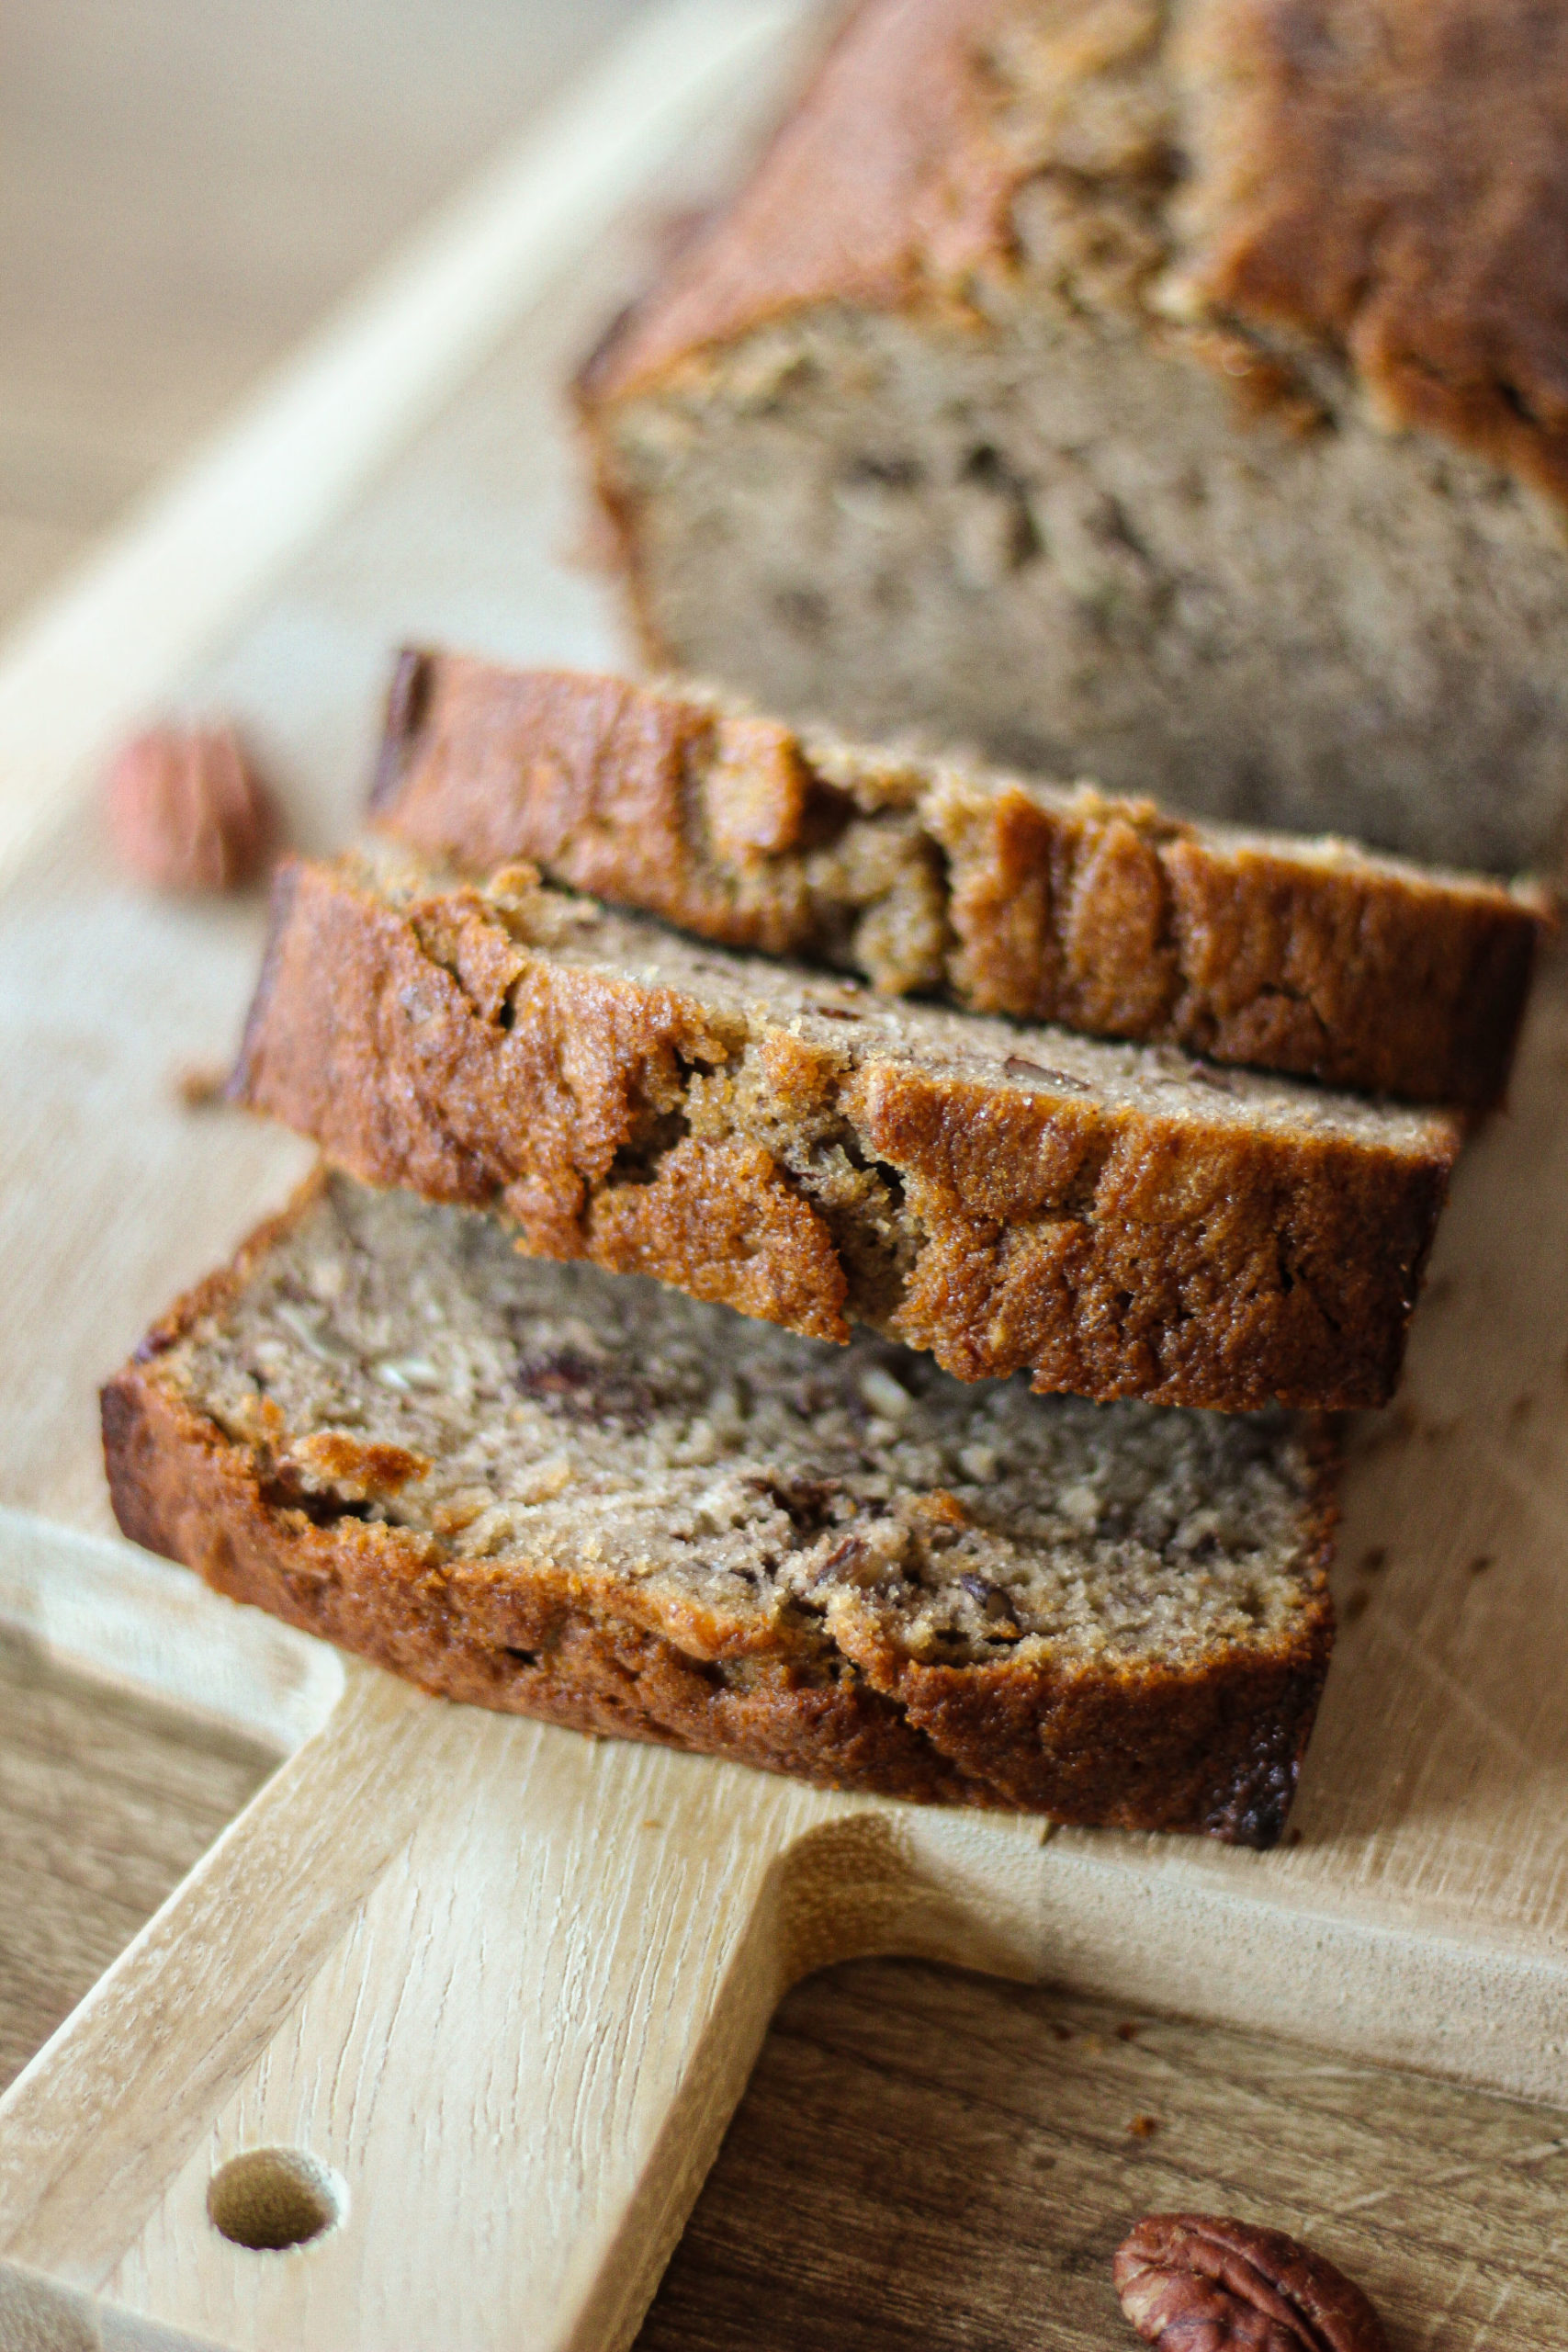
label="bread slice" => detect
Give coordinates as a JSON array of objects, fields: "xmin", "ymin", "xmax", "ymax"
[
  {"xmin": 371, "ymin": 650, "xmax": 1546, "ymax": 1108},
  {"xmin": 579, "ymin": 0, "xmax": 1568, "ymax": 876},
  {"xmin": 231, "ymin": 844, "xmax": 1460, "ymax": 1412},
  {"xmin": 102, "ymin": 1170, "xmax": 1338, "ymax": 1842}
]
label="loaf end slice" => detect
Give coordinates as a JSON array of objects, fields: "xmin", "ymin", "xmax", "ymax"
[
  {"xmin": 103, "ymin": 1171, "xmax": 1339, "ymax": 1843},
  {"xmin": 230, "ymin": 846, "xmax": 1460, "ymax": 1413},
  {"xmin": 577, "ymin": 0, "xmax": 1568, "ymax": 876},
  {"xmin": 371, "ymin": 650, "xmax": 1548, "ymax": 1108}
]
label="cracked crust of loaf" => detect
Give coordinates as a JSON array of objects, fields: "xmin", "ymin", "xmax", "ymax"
[
  {"xmin": 100, "ymin": 1170, "xmax": 1339, "ymax": 1842},
  {"xmin": 585, "ymin": 0, "xmax": 1568, "ymax": 505},
  {"xmin": 230, "ymin": 847, "xmax": 1459, "ymax": 1412},
  {"xmin": 371, "ymin": 650, "xmax": 1546, "ymax": 1108},
  {"xmin": 579, "ymin": 0, "xmax": 1568, "ymax": 872}
]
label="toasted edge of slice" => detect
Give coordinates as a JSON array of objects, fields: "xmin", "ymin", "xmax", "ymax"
[
  {"xmin": 102, "ymin": 1169, "xmax": 1339, "ymax": 1843},
  {"xmin": 369, "ymin": 650, "xmax": 1550, "ymax": 1108},
  {"xmin": 230, "ymin": 846, "xmax": 1461, "ymax": 1411}
]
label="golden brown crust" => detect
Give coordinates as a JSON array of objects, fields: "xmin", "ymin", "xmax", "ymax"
[
  {"xmin": 99, "ymin": 1193, "xmax": 1338, "ymax": 1845},
  {"xmin": 371, "ymin": 653, "xmax": 719, "ymax": 914},
  {"xmin": 373, "ymin": 651, "xmax": 1545, "ymax": 1107},
  {"xmin": 939, "ymin": 782, "xmax": 1545, "ymax": 1107},
  {"xmin": 581, "ymin": 0, "xmax": 1568, "ymax": 507},
  {"xmin": 577, "ymin": 0, "xmax": 1017, "ymax": 409},
  {"xmin": 230, "ymin": 854, "xmax": 1459, "ymax": 1411},
  {"xmin": 1179, "ymin": 0, "xmax": 1568, "ymax": 506}
]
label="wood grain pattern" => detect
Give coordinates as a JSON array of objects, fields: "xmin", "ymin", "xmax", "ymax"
[
  {"xmin": 4, "ymin": 5, "xmax": 1568, "ymax": 2346},
  {"xmin": 0, "ymin": 1623, "xmax": 276, "ymax": 2094},
  {"xmin": 7, "ymin": 177, "xmax": 1568, "ymax": 2079},
  {"xmin": 643, "ymin": 1962, "xmax": 1568, "ymax": 2351},
  {"xmin": 5, "ymin": 1613, "xmax": 1566, "ymax": 2352},
  {"xmin": 0, "ymin": 1551, "xmax": 1040, "ymax": 2352},
  {"xmin": 5, "ymin": 1544, "xmax": 1568, "ymax": 2352},
  {"xmin": 8, "ymin": 1623, "xmax": 1568, "ymax": 2352},
  {"xmin": 0, "ymin": 0, "xmax": 644, "ymax": 633}
]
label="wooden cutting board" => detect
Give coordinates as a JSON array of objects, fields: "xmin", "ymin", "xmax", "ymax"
[{"xmin": 5, "ymin": 5, "xmax": 1568, "ymax": 2344}]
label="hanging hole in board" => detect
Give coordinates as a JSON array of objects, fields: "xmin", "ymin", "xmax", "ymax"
[{"xmin": 207, "ymin": 2146, "xmax": 346, "ymax": 2250}]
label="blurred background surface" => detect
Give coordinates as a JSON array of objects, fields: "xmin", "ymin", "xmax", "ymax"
[{"xmin": 0, "ymin": 0, "xmax": 639, "ymax": 630}]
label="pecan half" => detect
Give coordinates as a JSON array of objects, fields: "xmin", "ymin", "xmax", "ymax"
[
  {"xmin": 105, "ymin": 723, "xmax": 276, "ymax": 893},
  {"xmin": 1112, "ymin": 2214, "xmax": 1387, "ymax": 2351}
]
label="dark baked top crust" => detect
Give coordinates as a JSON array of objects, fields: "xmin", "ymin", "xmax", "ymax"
[
  {"xmin": 583, "ymin": 0, "xmax": 1568, "ymax": 504},
  {"xmin": 372, "ymin": 650, "xmax": 1546, "ymax": 1107},
  {"xmin": 580, "ymin": 0, "xmax": 1017, "ymax": 401},
  {"xmin": 1179, "ymin": 0, "xmax": 1568, "ymax": 505}
]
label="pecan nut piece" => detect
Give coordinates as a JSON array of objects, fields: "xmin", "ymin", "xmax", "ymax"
[
  {"xmin": 105, "ymin": 724, "xmax": 276, "ymax": 893},
  {"xmin": 1113, "ymin": 2213, "xmax": 1387, "ymax": 2350}
]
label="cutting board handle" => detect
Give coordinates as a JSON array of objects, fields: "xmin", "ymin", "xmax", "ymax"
[{"xmin": 0, "ymin": 1664, "xmax": 954, "ymax": 2352}]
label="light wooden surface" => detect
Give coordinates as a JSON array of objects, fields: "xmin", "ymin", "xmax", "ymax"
[
  {"xmin": 6, "ymin": 1525, "xmax": 1568, "ymax": 2352},
  {"xmin": 0, "ymin": 1623, "xmax": 276, "ymax": 2096},
  {"xmin": 645, "ymin": 1962, "xmax": 1568, "ymax": 2350},
  {"xmin": 0, "ymin": 1, "xmax": 805, "ymax": 886},
  {"xmin": 0, "ymin": 0, "xmax": 642, "ymax": 630},
  {"xmin": 5, "ymin": 5, "xmax": 1568, "ymax": 2346},
  {"xmin": 8, "ymin": 1590, "xmax": 1568, "ymax": 2352},
  {"xmin": 3, "ymin": 1663, "xmax": 857, "ymax": 2352},
  {"xmin": 0, "ymin": 1500, "xmax": 342, "ymax": 2097}
]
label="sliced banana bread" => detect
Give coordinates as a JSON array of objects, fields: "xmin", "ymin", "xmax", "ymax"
[
  {"xmin": 231, "ymin": 845, "xmax": 1460, "ymax": 1412},
  {"xmin": 372, "ymin": 650, "xmax": 1547, "ymax": 1107},
  {"xmin": 102, "ymin": 1170, "xmax": 1338, "ymax": 1842},
  {"xmin": 580, "ymin": 0, "xmax": 1568, "ymax": 875}
]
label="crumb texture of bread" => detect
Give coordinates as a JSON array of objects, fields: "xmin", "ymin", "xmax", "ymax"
[
  {"xmin": 231, "ymin": 847, "xmax": 1459, "ymax": 1412},
  {"xmin": 581, "ymin": 0, "xmax": 1568, "ymax": 873},
  {"xmin": 373, "ymin": 653, "xmax": 1545, "ymax": 1107},
  {"xmin": 102, "ymin": 1173, "xmax": 1338, "ymax": 1843}
]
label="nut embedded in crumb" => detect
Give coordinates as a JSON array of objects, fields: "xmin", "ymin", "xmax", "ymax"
[
  {"xmin": 914, "ymin": 1487, "xmax": 968, "ymax": 1529},
  {"xmin": 287, "ymin": 1430, "xmax": 431, "ymax": 1500},
  {"xmin": 173, "ymin": 1061, "xmax": 229, "ymax": 1110},
  {"xmin": 105, "ymin": 724, "xmax": 277, "ymax": 894},
  {"xmin": 1112, "ymin": 2214, "xmax": 1388, "ymax": 2348}
]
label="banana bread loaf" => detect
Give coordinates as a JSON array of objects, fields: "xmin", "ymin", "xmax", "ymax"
[
  {"xmin": 101, "ymin": 1170, "xmax": 1338, "ymax": 1842},
  {"xmin": 372, "ymin": 650, "xmax": 1547, "ymax": 1107},
  {"xmin": 230, "ymin": 844, "xmax": 1460, "ymax": 1411},
  {"xmin": 580, "ymin": 0, "xmax": 1568, "ymax": 875}
]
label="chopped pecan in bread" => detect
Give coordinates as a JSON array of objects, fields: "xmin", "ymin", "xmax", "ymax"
[{"xmin": 103, "ymin": 1170, "xmax": 1338, "ymax": 1842}]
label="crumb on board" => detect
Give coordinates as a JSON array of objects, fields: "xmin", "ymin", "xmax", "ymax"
[{"xmin": 173, "ymin": 1062, "xmax": 230, "ymax": 1110}]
